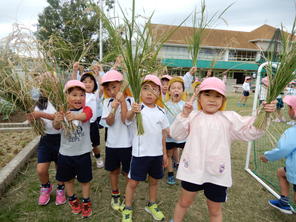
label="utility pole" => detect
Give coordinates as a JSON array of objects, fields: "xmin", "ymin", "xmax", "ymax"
[{"xmin": 99, "ymin": 0, "xmax": 103, "ymax": 61}]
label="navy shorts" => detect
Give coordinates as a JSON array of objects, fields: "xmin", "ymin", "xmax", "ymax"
[
  {"xmin": 105, "ymin": 147, "xmax": 132, "ymax": 173},
  {"xmin": 276, "ymin": 98, "xmax": 284, "ymax": 109},
  {"xmin": 96, "ymin": 116, "xmax": 104, "ymax": 129},
  {"xmin": 283, "ymin": 167, "xmax": 296, "ymax": 192},
  {"xmin": 90, "ymin": 120, "xmax": 100, "ymax": 147},
  {"xmin": 166, "ymin": 142, "xmax": 185, "ymax": 150},
  {"xmin": 37, "ymin": 134, "xmax": 61, "ymax": 163},
  {"xmin": 56, "ymin": 152, "xmax": 92, "ymax": 183},
  {"xmin": 129, "ymin": 156, "xmax": 163, "ymax": 181},
  {"xmin": 181, "ymin": 181, "xmax": 228, "ymax": 202},
  {"xmin": 243, "ymin": 90, "xmax": 250, "ymax": 97}
]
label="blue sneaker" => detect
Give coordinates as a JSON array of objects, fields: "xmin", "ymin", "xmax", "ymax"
[
  {"xmin": 167, "ymin": 176, "xmax": 176, "ymax": 185},
  {"xmin": 268, "ymin": 199, "xmax": 293, "ymax": 214}
]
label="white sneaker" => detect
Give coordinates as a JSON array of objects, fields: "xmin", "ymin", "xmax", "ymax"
[
  {"xmin": 287, "ymin": 121, "xmax": 296, "ymax": 125},
  {"xmin": 96, "ymin": 157, "xmax": 104, "ymax": 168}
]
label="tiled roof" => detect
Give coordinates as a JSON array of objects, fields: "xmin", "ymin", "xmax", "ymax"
[{"xmin": 150, "ymin": 24, "xmax": 279, "ymax": 50}]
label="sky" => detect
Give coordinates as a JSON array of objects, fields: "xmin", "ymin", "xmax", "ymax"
[{"xmin": 0, "ymin": 0, "xmax": 295, "ymax": 39}]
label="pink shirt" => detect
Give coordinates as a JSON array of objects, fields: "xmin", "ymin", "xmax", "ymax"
[{"xmin": 170, "ymin": 110, "xmax": 264, "ymax": 187}]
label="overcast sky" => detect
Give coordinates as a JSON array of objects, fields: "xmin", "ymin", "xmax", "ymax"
[{"xmin": 0, "ymin": 0, "xmax": 295, "ymax": 39}]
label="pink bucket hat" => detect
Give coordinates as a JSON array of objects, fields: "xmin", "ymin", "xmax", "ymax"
[
  {"xmin": 198, "ymin": 77, "xmax": 226, "ymax": 96},
  {"xmin": 101, "ymin": 70, "xmax": 123, "ymax": 85},
  {"xmin": 160, "ymin": 75, "xmax": 172, "ymax": 81},
  {"xmin": 283, "ymin": 96, "xmax": 296, "ymax": 115},
  {"xmin": 142, "ymin": 74, "xmax": 162, "ymax": 88},
  {"xmin": 64, "ymin": 80, "xmax": 86, "ymax": 93},
  {"xmin": 245, "ymin": 76, "xmax": 251, "ymax": 81},
  {"xmin": 262, "ymin": 76, "xmax": 269, "ymax": 86}
]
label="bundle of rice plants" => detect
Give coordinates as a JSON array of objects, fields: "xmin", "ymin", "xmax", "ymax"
[{"xmin": 254, "ymin": 19, "xmax": 296, "ymax": 129}]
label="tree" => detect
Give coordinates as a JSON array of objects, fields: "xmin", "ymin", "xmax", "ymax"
[{"xmin": 36, "ymin": 0, "xmax": 114, "ymax": 68}]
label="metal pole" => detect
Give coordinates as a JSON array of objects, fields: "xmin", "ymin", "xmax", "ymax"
[{"xmin": 99, "ymin": 0, "xmax": 103, "ymax": 61}]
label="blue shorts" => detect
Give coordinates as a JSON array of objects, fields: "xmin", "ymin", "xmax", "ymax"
[
  {"xmin": 128, "ymin": 156, "xmax": 163, "ymax": 181},
  {"xmin": 181, "ymin": 181, "xmax": 228, "ymax": 202},
  {"xmin": 37, "ymin": 134, "xmax": 61, "ymax": 163},
  {"xmin": 105, "ymin": 147, "xmax": 132, "ymax": 173},
  {"xmin": 56, "ymin": 152, "xmax": 92, "ymax": 183},
  {"xmin": 90, "ymin": 120, "xmax": 100, "ymax": 147},
  {"xmin": 166, "ymin": 142, "xmax": 185, "ymax": 150}
]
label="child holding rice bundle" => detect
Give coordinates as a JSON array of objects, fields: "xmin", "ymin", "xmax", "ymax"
[
  {"xmin": 122, "ymin": 75, "xmax": 169, "ymax": 222},
  {"xmin": 164, "ymin": 77, "xmax": 187, "ymax": 185},
  {"xmin": 80, "ymin": 72, "xmax": 104, "ymax": 168},
  {"xmin": 238, "ymin": 76, "xmax": 251, "ymax": 106},
  {"xmin": 27, "ymin": 94, "xmax": 66, "ymax": 206},
  {"xmin": 53, "ymin": 80, "xmax": 93, "ymax": 218},
  {"xmin": 260, "ymin": 95, "xmax": 296, "ymax": 215},
  {"xmin": 101, "ymin": 70, "xmax": 134, "ymax": 212},
  {"xmin": 169, "ymin": 77, "xmax": 276, "ymax": 222}
]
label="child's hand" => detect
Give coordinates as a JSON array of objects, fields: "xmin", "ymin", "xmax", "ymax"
[
  {"xmin": 131, "ymin": 103, "xmax": 141, "ymax": 113},
  {"xmin": 116, "ymin": 92, "xmax": 124, "ymax": 103},
  {"xmin": 260, "ymin": 155, "xmax": 268, "ymax": 163},
  {"xmin": 65, "ymin": 111, "xmax": 76, "ymax": 121},
  {"xmin": 73, "ymin": 62, "xmax": 79, "ymax": 71},
  {"xmin": 111, "ymin": 100, "xmax": 120, "ymax": 110},
  {"xmin": 182, "ymin": 102, "xmax": 193, "ymax": 118},
  {"xmin": 262, "ymin": 100, "xmax": 277, "ymax": 113},
  {"xmin": 54, "ymin": 112, "xmax": 64, "ymax": 123}
]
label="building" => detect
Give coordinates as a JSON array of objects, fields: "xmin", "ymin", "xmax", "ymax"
[{"xmin": 150, "ymin": 24, "xmax": 280, "ymax": 84}]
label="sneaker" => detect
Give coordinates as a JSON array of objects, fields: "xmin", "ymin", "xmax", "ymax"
[
  {"xmin": 268, "ymin": 199, "xmax": 293, "ymax": 214},
  {"xmin": 55, "ymin": 189, "xmax": 66, "ymax": 205},
  {"xmin": 122, "ymin": 208, "xmax": 133, "ymax": 222},
  {"xmin": 119, "ymin": 198, "xmax": 125, "ymax": 211},
  {"xmin": 69, "ymin": 199, "xmax": 81, "ymax": 214},
  {"xmin": 167, "ymin": 176, "xmax": 176, "ymax": 185},
  {"xmin": 145, "ymin": 203, "xmax": 165, "ymax": 221},
  {"xmin": 38, "ymin": 184, "xmax": 53, "ymax": 206},
  {"xmin": 111, "ymin": 195, "xmax": 121, "ymax": 211},
  {"xmin": 96, "ymin": 157, "xmax": 104, "ymax": 168},
  {"xmin": 81, "ymin": 202, "xmax": 92, "ymax": 218}
]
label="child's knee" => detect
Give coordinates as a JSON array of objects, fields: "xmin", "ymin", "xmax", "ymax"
[
  {"xmin": 178, "ymin": 198, "xmax": 193, "ymax": 208},
  {"xmin": 277, "ymin": 167, "xmax": 286, "ymax": 177}
]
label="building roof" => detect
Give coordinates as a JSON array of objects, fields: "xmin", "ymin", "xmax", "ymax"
[{"xmin": 150, "ymin": 24, "xmax": 279, "ymax": 50}]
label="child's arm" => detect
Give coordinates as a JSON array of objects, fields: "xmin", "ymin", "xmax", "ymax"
[
  {"xmin": 27, "ymin": 111, "xmax": 55, "ymax": 121},
  {"xmin": 65, "ymin": 106, "xmax": 92, "ymax": 122},
  {"xmin": 52, "ymin": 112, "xmax": 64, "ymax": 130},
  {"xmin": 105, "ymin": 100, "xmax": 120, "ymax": 126},
  {"xmin": 162, "ymin": 128, "xmax": 168, "ymax": 168},
  {"xmin": 116, "ymin": 92, "xmax": 127, "ymax": 124},
  {"xmin": 71, "ymin": 62, "xmax": 79, "ymax": 80}
]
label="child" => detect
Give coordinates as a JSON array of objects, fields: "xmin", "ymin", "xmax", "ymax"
[
  {"xmin": 122, "ymin": 74, "xmax": 169, "ymax": 222},
  {"xmin": 165, "ymin": 77, "xmax": 186, "ymax": 185},
  {"xmin": 53, "ymin": 80, "xmax": 93, "ymax": 218},
  {"xmin": 238, "ymin": 76, "xmax": 251, "ymax": 106},
  {"xmin": 101, "ymin": 70, "xmax": 133, "ymax": 211},
  {"xmin": 160, "ymin": 75, "xmax": 172, "ymax": 101},
  {"xmin": 191, "ymin": 78, "xmax": 201, "ymax": 110},
  {"xmin": 259, "ymin": 76, "xmax": 268, "ymax": 105},
  {"xmin": 27, "ymin": 95, "xmax": 66, "ymax": 206},
  {"xmin": 80, "ymin": 72, "xmax": 104, "ymax": 168},
  {"xmin": 169, "ymin": 77, "xmax": 276, "ymax": 222},
  {"xmin": 71, "ymin": 61, "xmax": 84, "ymax": 80},
  {"xmin": 260, "ymin": 95, "xmax": 296, "ymax": 215}
]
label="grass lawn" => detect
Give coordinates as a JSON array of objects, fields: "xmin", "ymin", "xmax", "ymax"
[{"xmin": 0, "ymin": 93, "xmax": 295, "ymax": 221}]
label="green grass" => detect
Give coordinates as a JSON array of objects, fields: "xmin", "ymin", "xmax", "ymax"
[{"xmin": 0, "ymin": 93, "xmax": 295, "ymax": 221}]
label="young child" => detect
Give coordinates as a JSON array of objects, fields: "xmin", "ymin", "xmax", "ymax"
[
  {"xmin": 71, "ymin": 61, "xmax": 84, "ymax": 80},
  {"xmin": 259, "ymin": 76, "xmax": 268, "ymax": 105},
  {"xmin": 165, "ymin": 77, "xmax": 186, "ymax": 185},
  {"xmin": 169, "ymin": 77, "xmax": 276, "ymax": 222},
  {"xmin": 27, "ymin": 95, "xmax": 66, "ymax": 206},
  {"xmin": 122, "ymin": 75, "xmax": 169, "ymax": 222},
  {"xmin": 160, "ymin": 75, "xmax": 172, "ymax": 101},
  {"xmin": 80, "ymin": 72, "xmax": 104, "ymax": 168},
  {"xmin": 191, "ymin": 78, "xmax": 201, "ymax": 111},
  {"xmin": 238, "ymin": 76, "xmax": 251, "ymax": 106},
  {"xmin": 53, "ymin": 80, "xmax": 93, "ymax": 218},
  {"xmin": 260, "ymin": 95, "xmax": 296, "ymax": 215},
  {"xmin": 101, "ymin": 70, "xmax": 133, "ymax": 211}
]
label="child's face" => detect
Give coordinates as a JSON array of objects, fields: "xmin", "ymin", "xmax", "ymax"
[
  {"xmin": 161, "ymin": 79, "xmax": 169, "ymax": 94},
  {"xmin": 82, "ymin": 77, "xmax": 95, "ymax": 93},
  {"xmin": 67, "ymin": 87, "xmax": 86, "ymax": 110},
  {"xmin": 198, "ymin": 90, "xmax": 224, "ymax": 114},
  {"xmin": 287, "ymin": 106, "xmax": 295, "ymax": 119},
  {"xmin": 169, "ymin": 81, "xmax": 184, "ymax": 102},
  {"xmin": 104, "ymin": 81, "xmax": 121, "ymax": 98},
  {"xmin": 141, "ymin": 82, "xmax": 160, "ymax": 107}
]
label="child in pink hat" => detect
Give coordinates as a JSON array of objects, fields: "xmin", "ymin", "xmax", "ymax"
[
  {"xmin": 260, "ymin": 95, "xmax": 296, "ymax": 214},
  {"xmin": 101, "ymin": 70, "xmax": 134, "ymax": 213},
  {"xmin": 169, "ymin": 77, "xmax": 277, "ymax": 222},
  {"xmin": 122, "ymin": 74, "xmax": 169, "ymax": 222}
]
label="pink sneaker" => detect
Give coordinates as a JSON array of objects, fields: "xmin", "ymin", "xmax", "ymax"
[
  {"xmin": 55, "ymin": 189, "xmax": 66, "ymax": 205},
  {"xmin": 38, "ymin": 184, "xmax": 53, "ymax": 205}
]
